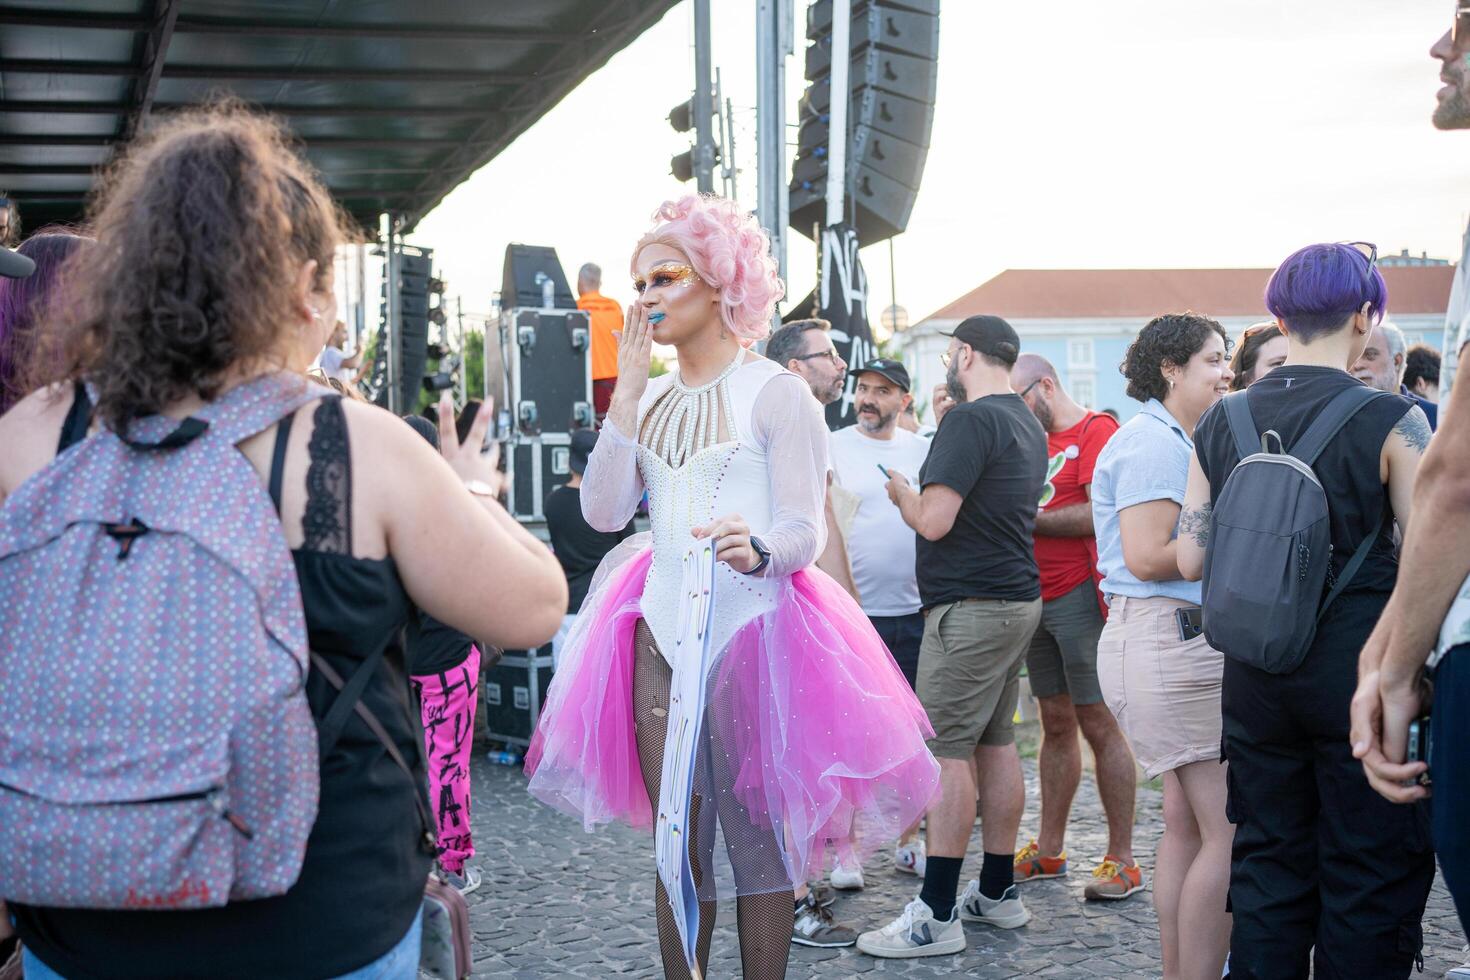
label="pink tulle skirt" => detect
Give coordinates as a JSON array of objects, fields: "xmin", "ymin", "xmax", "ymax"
[{"xmin": 525, "ymin": 547, "xmax": 940, "ymax": 888}]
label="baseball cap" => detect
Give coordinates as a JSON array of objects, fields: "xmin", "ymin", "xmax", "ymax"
[
  {"xmin": 941, "ymin": 314, "xmax": 1020, "ymax": 365},
  {"xmin": 570, "ymin": 428, "xmax": 598, "ymax": 475},
  {"xmin": 0, "ymin": 246, "xmax": 34, "ymax": 280},
  {"xmin": 848, "ymin": 357, "xmax": 911, "ymax": 392}
]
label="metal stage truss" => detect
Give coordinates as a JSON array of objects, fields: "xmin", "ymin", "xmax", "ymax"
[{"xmin": 0, "ymin": 0, "xmax": 680, "ymax": 233}]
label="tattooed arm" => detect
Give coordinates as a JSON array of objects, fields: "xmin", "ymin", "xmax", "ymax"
[
  {"xmin": 1175, "ymin": 452, "xmax": 1212, "ymax": 582},
  {"xmin": 1380, "ymin": 405, "xmax": 1430, "ymax": 526}
]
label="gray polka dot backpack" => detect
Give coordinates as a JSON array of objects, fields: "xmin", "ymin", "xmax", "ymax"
[{"xmin": 0, "ymin": 373, "xmax": 325, "ymax": 910}]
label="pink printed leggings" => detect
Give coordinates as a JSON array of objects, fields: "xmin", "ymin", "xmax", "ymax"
[{"xmin": 410, "ymin": 645, "xmax": 481, "ymax": 874}]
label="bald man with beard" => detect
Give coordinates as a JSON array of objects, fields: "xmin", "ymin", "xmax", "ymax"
[{"xmin": 1006, "ymin": 354, "xmax": 1142, "ymax": 901}]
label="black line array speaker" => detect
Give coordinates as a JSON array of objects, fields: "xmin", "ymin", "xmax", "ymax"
[
  {"xmin": 790, "ymin": 0, "xmax": 940, "ymax": 247},
  {"xmin": 370, "ymin": 244, "xmax": 434, "ymax": 411}
]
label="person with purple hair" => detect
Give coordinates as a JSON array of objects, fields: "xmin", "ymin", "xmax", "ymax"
[
  {"xmin": 0, "ymin": 230, "xmax": 88, "ymax": 416},
  {"xmin": 1176, "ymin": 243, "xmax": 1433, "ymax": 979}
]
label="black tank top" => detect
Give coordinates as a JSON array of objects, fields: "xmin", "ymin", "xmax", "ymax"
[
  {"xmin": 15, "ymin": 392, "xmax": 432, "ymax": 980},
  {"xmin": 1194, "ymin": 365, "xmax": 1413, "ymax": 597}
]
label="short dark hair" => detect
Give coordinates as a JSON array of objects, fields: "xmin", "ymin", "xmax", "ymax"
[
  {"xmin": 1265, "ymin": 242, "xmax": 1387, "ymax": 343},
  {"xmin": 1227, "ymin": 322, "xmax": 1283, "ymax": 392},
  {"xmin": 765, "ymin": 318, "xmax": 830, "ymax": 369},
  {"xmin": 1121, "ymin": 311, "xmax": 1228, "ymax": 403},
  {"xmin": 1403, "ymin": 343, "xmax": 1441, "ymax": 390}
]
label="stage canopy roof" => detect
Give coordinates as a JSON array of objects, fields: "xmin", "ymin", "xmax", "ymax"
[{"xmin": 0, "ymin": 0, "xmax": 678, "ymax": 233}]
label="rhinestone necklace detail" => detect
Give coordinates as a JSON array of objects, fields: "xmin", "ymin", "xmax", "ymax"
[{"xmin": 643, "ymin": 349, "xmax": 744, "ymax": 469}]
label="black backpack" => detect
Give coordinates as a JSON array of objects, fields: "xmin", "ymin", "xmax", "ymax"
[{"xmin": 1200, "ymin": 386, "xmax": 1392, "ymax": 674}]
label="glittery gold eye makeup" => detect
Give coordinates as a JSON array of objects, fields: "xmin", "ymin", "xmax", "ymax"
[{"xmin": 633, "ymin": 263, "xmax": 699, "ymax": 294}]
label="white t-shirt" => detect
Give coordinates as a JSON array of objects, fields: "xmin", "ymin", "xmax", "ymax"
[
  {"xmin": 315, "ymin": 346, "xmax": 350, "ymax": 383},
  {"xmin": 829, "ymin": 425, "xmax": 932, "ymax": 617}
]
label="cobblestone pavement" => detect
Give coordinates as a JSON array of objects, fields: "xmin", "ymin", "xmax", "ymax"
[{"xmin": 464, "ymin": 754, "xmax": 1468, "ymax": 978}]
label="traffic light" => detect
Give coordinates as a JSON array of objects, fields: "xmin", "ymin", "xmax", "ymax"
[{"xmin": 668, "ymin": 93, "xmax": 719, "ymax": 185}]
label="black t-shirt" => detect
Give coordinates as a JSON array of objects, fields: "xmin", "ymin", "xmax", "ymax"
[
  {"xmin": 406, "ymin": 609, "xmax": 474, "ymax": 676},
  {"xmin": 1194, "ymin": 365, "xmax": 1413, "ymax": 597},
  {"xmin": 544, "ymin": 485, "xmax": 636, "ymax": 613},
  {"xmin": 917, "ymin": 393, "xmax": 1048, "ymax": 607}
]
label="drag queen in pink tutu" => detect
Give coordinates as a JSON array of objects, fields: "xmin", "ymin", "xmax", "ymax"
[{"xmin": 525, "ymin": 195, "xmax": 939, "ymax": 979}]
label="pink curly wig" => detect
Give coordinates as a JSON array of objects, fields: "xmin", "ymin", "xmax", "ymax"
[{"xmin": 631, "ymin": 194, "xmax": 784, "ymax": 344}]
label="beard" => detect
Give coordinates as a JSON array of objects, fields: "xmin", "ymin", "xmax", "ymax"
[
  {"xmin": 856, "ymin": 405, "xmax": 897, "ymax": 433},
  {"xmin": 1031, "ymin": 397, "xmax": 1054, "ymax": 431},
  {"xmin": 945, "ymin": 358, "xmax": 967, "ymax": 404},
  {"xmin": 1435, "ymin": 75, "xmax": 1470, "ymax": 129}
]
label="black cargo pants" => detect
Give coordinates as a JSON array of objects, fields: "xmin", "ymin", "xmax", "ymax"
[{"xmin": 1221, "ymin": 591, "xmax": 1435, "ymax": 980}]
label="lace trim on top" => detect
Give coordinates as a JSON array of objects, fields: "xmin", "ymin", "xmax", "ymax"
[{"xmin": 302, "ymin": 396, "xmax": 352, "ymax": 554}]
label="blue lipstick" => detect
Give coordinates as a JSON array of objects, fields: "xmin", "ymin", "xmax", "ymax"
[{"xmin": 648, "ymin": 312, "xmax": 666, "ymax": 324}]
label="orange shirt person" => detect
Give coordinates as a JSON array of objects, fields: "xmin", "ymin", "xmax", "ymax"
[{"xmin": 577, "ymin": 262, "xmax": 622, "ymax": 419}]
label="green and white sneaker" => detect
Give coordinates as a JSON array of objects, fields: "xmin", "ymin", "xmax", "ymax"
[
  {"xmin": 856, "ymin": 897, "xmax": 966, "ymax": 959},
  {"xmin": 958, "ymin": 879, "xmax": 1030, "ymax": 929}
]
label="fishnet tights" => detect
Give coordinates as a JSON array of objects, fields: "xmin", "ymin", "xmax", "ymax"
[{"xmin": 633, "ymin": 620, "xmax": 792, "ymax": 979}]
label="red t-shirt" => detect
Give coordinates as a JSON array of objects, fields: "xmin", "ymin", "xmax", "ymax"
[{"xmin": 1034, "ymin": 411, "xmax": 1119, "ymax": 602}]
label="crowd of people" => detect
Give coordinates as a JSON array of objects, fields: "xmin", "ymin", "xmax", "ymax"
[{"xmin": 0, "ymin": 18, "xmax": 1468, "ymax": 980}]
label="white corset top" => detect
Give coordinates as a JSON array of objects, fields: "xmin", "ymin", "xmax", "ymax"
[{"xmin": 577, "ymin": 349, "xmax": 833, "ymax": 667}]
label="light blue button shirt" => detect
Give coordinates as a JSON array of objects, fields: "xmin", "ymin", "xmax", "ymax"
[{"xmin": 1091, "ymin": 398, "xmax": 1202, "ymax": 604}]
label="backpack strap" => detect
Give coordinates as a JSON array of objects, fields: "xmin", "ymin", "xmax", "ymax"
[
  {"xmin": 57, "ymin": 379, "xmax": 92, "ymax": 453},
  {"xmin": 1222, "ymin": 391, "xmax": 1259, "ymax": 461},
  {"xmin": 311, "ymin": 649, "xmax": 438, "ymax": 854},
  {"xmin": 1318, "ymin": 497, "xmax": 1387, "ymax": 622},
  {"xmin": 267, "ymin": 411, "xmax": 295, "ymax": 513},
  {"xmin": 1288, "ymin": 384, "xmax": 1390, "ymax": 466}
]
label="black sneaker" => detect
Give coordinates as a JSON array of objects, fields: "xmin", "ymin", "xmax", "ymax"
[{"xmin": 792, "ymin": 893, "xmax": 857, "ymax": 948}]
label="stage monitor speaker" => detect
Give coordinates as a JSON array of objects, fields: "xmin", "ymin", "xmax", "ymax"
[
  {"xmin": 790, "ymin": 0, "xmax": 939, "ymax": 248},
  {"xmin": 502, "ymin": 244, "xmax": 576, "ymax": 311}
]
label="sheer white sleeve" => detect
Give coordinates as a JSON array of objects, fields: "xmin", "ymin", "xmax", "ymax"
[
  {"xmin": 579, "ymin": 418, "xmax": 645, "ymax": 532},
  {"xmin": 749, "ymin": 373, "xmax": 830, "ymax": 577}
]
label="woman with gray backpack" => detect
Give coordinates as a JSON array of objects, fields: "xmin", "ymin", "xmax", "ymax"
[
  {"xmin": 0, "ymin": 104, "xmax": 568, "ymax": 978},
  {"xmin": 1177, "ymin": 242, "xmax": 1433, "ymax": 979}
]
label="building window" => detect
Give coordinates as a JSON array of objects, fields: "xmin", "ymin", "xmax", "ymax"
[
  {"xmin": 1072, "ymin": 377, "xmax": 1095, "ymax": 407},
  {"xmin": 1068, "ymin": 338, "xmax": 1094, "ymax": 368}
]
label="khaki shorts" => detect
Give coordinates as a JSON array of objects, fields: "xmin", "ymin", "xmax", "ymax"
[
  {"xmin": 1096, "ymin": 594, "xmax": 1223, "ymax": 779},
  {"xmin": 917, "ymin": 597, "xmax": 1043, "ymax": 759}
]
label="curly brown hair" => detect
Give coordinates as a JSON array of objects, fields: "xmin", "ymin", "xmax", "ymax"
[
  {"xmin": 1120, "ymin": 311, "xmax": 1229, "ymax": 403},
  {"xmin": 36, "ymin": 102, "xmax": 350, "ymax": 432}
]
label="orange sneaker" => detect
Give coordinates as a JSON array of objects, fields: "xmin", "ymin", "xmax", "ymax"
[
  {"xmin": 1082, "ymin": 856, "xmax": 1146, "ymax": 901},
  {"xmin": 1013, "ymin": 840, "xmax": 1068, "ymax": 882}
]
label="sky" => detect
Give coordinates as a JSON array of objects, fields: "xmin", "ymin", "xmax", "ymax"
[{"xmin": 407, "ymin": 0, "xmax": 1468, "ymax": 332}]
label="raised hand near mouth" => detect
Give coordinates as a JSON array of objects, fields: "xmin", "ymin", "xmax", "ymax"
[{"xmin": 607, "ymin": 302, "xmax": 655, "ymax": 437}]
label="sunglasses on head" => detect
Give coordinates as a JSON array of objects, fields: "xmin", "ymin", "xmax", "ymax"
[{"xmin": 1341, "ymin": 241, "xmax": 1378, "ymax": 293}]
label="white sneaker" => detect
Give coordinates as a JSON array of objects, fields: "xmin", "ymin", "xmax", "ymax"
[
  {"xmin": 830, "ymin": 861, "xmax": 865, "ymax": 891},
  {"xmin": 856, "ymin": 896, "xmax": 966, "ymax": 958},
  {"xmin": 958, "ymin": 879, "xmax": 1030, "ymax": 929},
  {"xmin": 894, "ymin": 839, "xmax": 926, "ymax": 877},
  {"xmin": 441, "ymin": 864, "xmax": 482, "ymax": 897}
]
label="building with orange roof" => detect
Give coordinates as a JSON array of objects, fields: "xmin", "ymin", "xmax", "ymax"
[{"xmin": 893, "ymin": 264, "xmax": 1455, "ymax": 421}]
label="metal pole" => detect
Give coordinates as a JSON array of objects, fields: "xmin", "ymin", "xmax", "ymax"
[
  {"xmin": 354, "ymin": 242, "xmax": 366, "ymax": 354},
  {"xmin": 456, "ymin": 295, "xmax": 468, "ymax": 407},
  {"xmin": 382, "ymin": 212, "xmax": 402, "ymax": 415},
  {"xmin": 692, "ymin": 0, "xmax": 716, "ymax": 194},
  {"xmin": 825, "ymin": 0, "xmax": 851, "ymax": 229},
  {"xmin": 756, "ymin": 0, "xmax": 792, "ymax": 283}
]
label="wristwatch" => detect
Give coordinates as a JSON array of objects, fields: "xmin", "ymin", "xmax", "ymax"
[
  {"xmin": 744, "ymin": 536, "xmax": 772, "ymax": 575},
  {"xmin": 464, "ymin": 478, "xmax": 499, "ymax": 498}
]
